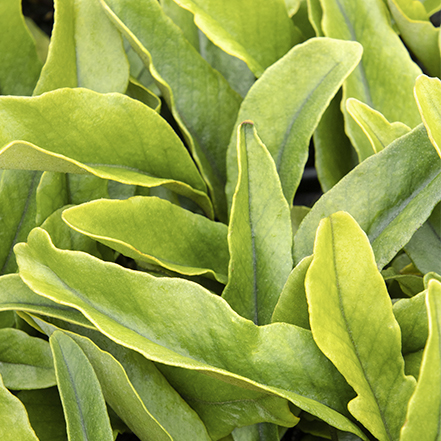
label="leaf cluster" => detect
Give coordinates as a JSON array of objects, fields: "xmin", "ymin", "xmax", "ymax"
[{"xmin": 0, "ymin": 0, "xmax": 440, "ymax": 440}]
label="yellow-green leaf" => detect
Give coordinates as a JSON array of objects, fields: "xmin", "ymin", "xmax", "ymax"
[
  {"xmin": 50, "ymin": 331, "xmax": 113, "ymax": 441},
  {"xmin": 0, "ymin": 88, "xmax": 212, "ymax": 217},
  {"xmin": 63, "ymin": 196, "xmax": 229, "ymax": 283},
  {"xmin": 400, "ymin": 280, "xmax": 441, "ymax": 440},
  {"xmin": 346, "ymin": 98, "xmax": 411, "ymax": 154},
  {"xmin": 0, "ymin": 374, "xmax": 39, "ymax": 441},
  {"xmin": 34, "ymin": 0, "xmax": 129, "ymax": 95},
  {"xmin": 170, "ymin": 0, "xmax": 300, "ymax": 77},
  {"xmin": 320, "ymin": 0, "xmax": 422, "ymax": 161},
  {"xmin": 223, "ymin": 123, "xmax": 292, "ymax": 324},
  {"xmin": 15, "ymin": 228, "xmax": 367, "ymax": 438},
  {"xmin": 305, "ymin": 211, "xmax": 416, "ymax": 440},
  {"xmin": 414, "ymin": 74, "xmax": 441, "ymax": 158}
]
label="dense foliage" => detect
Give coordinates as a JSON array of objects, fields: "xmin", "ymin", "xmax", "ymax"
[{"xmin": 0, "ymin": 0, "xmax": 440, "ymax": 440}]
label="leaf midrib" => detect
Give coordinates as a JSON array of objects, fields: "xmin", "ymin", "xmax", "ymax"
[{"xmin": 330, "ymin": 216, "xmax": 393, "ymax": 441}]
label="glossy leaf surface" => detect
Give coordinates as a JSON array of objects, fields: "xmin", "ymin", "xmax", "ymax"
[
  {"xmin": 171, "ymin": 0, "xmax": 298, "ymax": 76},
  {"xmin": 400, "ymin": 280, "xmax": 441, "ymax": 440},
  {"xmin": 306, "ymin": 212, "xmax": 415, "ymax": 440},
  {"xmin": 294, "ymin": 125, "xmax": 441, "ymax": 269},
  {"xmin": 226, "ymin": 37, "xmax": 362, "ymax": 206},
  {"xmin": 34, "ymin": 0, "xmax": 129, "ymax": 95},
  {"xmin": 63, "ymin": 196, "xmax": 229, "ymax": 283},
  {"xmin": 0, "ymin": 88, "xmax": 211, "ymax": 216},
  {"xmin": 15, "ymin": 228, "xmax": 367, "ymax": 438},
  {"xmin": 50, "ymin": 331, "xmax": 113, "ymax": 441},
  {"xmin": 100, "ymin": 0, "xmax": 242, "ymax": 220},
  {"xmin": 0, "ymin": 328, "xmax": 55, "ymax": 390},
  {"xmin": 0, "ymin": 0, "xmax": 42, "ymax": 95},
  {"xmin": 414, "ymin": 75, "xmax": 441, "ymax": 158},
  {"xmin": 320, "ymin": 0, "xmax": 422, "ymax": 160},
  {"xmin": 223, "ymin": 123, "xmax": 292, "ymax": 324}
]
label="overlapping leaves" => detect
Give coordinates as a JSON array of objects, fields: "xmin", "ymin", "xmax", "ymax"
[{"xmin": 0, "ymin": 0, "xmax": 440, "ymax": 439}]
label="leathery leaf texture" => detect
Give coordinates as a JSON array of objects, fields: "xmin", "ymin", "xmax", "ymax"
[
  {"xmin": 305, "ymin": 212, "xmax": 416, "ymax": 441},
  {"xmin": 400, "ymin": 280, "xmax": 441, "ymax": 440},
  {"xmin": 222, "ymin": 122, "xmax": 292, "ymax": 325},
  {"xmin": 62, "ymin": 196, "xmax": 229, "ymax": 283},
  {"xmin": 0, "ymin": 88, "xmax": 212, "ymax": 217},
  {"xmin": 15, "ymin": 228, "xmax": 367, "ymax": 438}
]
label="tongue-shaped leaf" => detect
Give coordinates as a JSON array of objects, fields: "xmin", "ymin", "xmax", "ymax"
[
  {"xmin": 0, "ymin": 88, "xmax": 212, "ymax": 217},
  {"xmin": 305, "ymin": 211, "xmax": 416, "ymax": 440},
  {"xmin": 62, "ymin": 196, "xmax": 229, "ymax": 283},
  {"xmin": 225, "ymin": 37, "xmax": 362, "ymax": 207},
  {"xmin": 222, "ymin": 123, "xmax": 292, "ymax": 324}
]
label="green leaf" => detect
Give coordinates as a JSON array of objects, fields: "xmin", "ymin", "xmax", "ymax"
[
  {"xmin": 414, "ymin": 74, "xmax": 441, "ymax": 159},
  {"xmin": 0, "ymin": 170, "xmax": 41, "ymax": 275},
  {"xmin": 294, "ymin": 124, "xmax": 441, "ymax": 269},
  {"xmin": 100, "ymin": 0, "xmax": 242, "ymax": 221},
  {"xmin": 0, "ymin": 88, "xmax": 212, "ymax": 217},
  {"xmin": 0, "ymin": 328, "xmax": 55, "ymax": 390},
  {"xmin": 314, "ymin": 90, "xmax": 357, "ymax": 191},
  {"xmin": 24, "ymin": 18, "xmax": 50, "ymax": 64},
  {"xmin": 307, "ymin": 0, "xmax": 324, "ymax": 36},
  {"xmin": 400, "ymin": 280, "xmax": 441, "ymax": 440},
  {"xmin": 157, "ymin": 364, "xmax": 298, "ymax": 440},
  {"xmin": 62, "ymin": 196, "xmax": 229, "ymax": 283},
  {"xmin": 225, "ymin": 37, "xmax": 362, "ymax": 207},
  {"xmin": 34, "ymin": 0, "xmax": 129, "ymax": 95},
  {"xmin": 0, "ymin": 274, "xmax": 93, "ymax": 329},
  {"xmin": 232, "ymin": 423, "xmax": 280, "ymax": 441},
  {"xmin": 404, "ymin": 203, "xmax": 441, "ymax": 275},
  {"xmin": 198, "ymin": 33, "xmax": 255, "ymax": 99},
  {"xmin": 15, "ymin": 228, "xmax": 368, "ymax": 439},
  {"xmin": 421, "ymin": 0, "xmax": 441, "ymax": 14},
  {"xmin": 393, "ymin": 292, "xmax": 428, "ymax": 355},
  {"xmin": 161, "ymin": 0, "xmax": 200, "ymax": 50},
  {"xmin": 16, "ymin": 388, "xmax": 67, "ymax": 441},
  {"xmin": 35, "ymin": 173, "xmax": 69, "ymax": 225},
  {"xmin": 42, "ymin": 207, "xmax": 104, "ymax": 258},
  {"xmin": 50, "ymin": 331, "xmax": 113, "ymax": 441},
  {"xmin": 169, "ymin": 0, "xmax": 299, "ymax": 77},
  {"xmin": 387, "ymin": 0, "xmax": 440, "ymax": 77},
  {"xmin": 0, "ymin": 0, "xmax": 42, "ymax": 96},
  {"xmin": 0, "ymin": 374, "xmax": 39, "ymax": 441},
  {"xmin": 36, "ymin": 318, "xmax": 209, "ymax": 441},
  {"xmin": 346, "ymin": 98, "xmax": 411, "ymax": 154},
  {"xmin": 271, "ymin": 256, "xmax": 313, "ymax": 329},
  {"xmin": 125, "ymin": 77, "xmax": 162, "ymax": 111},
  {"xmin": 320, "ymin": 0, "xmax": 422, "ymax": 160},
  {"xmin": 0, "ymin": 311, "xmax": 14, "ymax": 329},
  {"xmin": 291, "ymin": 206, "xmax": 310, "ymax": 236},
  {"xmin": 222, "ymin": 123, "xmax": 292, "ymax": 324},
  {"xmin": 305, "ymin": 211, "xmax": 416, "ymax": 441}
]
